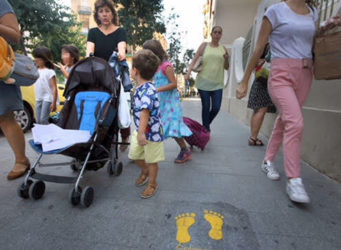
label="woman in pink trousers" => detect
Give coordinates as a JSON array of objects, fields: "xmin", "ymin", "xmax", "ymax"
[{"xmin": 237, "ymin": 0, "xmax": 340, "ymax": 203}]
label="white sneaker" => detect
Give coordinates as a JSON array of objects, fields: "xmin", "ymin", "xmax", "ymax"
[
  {"xmin": 286, "ymin": 178, "xmax": 310, "ymax": 203},
  {"xmin": 261, "ymin": 161, "xmax": 280, "ymax": 180}
]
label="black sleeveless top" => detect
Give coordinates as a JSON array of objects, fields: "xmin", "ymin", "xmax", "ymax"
[{"xmin": 87, "ymin": 27, "xmax": 127, "ymax": 61}]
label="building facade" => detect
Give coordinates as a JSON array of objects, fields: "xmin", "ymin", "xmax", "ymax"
[{"xmin": 71, "ymin": 0, "xmax": 97, "ymax": 34}]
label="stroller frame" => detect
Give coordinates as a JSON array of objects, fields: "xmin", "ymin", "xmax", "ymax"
[
  {"xmin": 20, "ymin": 129, "xmax": 121, "ymax": 207},
  {"xmin": 18, "ymin": 57, "xmax": 124, "ymax": 208}
]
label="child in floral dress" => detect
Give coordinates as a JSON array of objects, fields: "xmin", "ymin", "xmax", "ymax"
[{"xmin": 143, "ymin": 40, "xmax": 193, "ymax": 164}]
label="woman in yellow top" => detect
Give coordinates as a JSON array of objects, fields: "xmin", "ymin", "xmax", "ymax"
[{"xmin": 185, "ymin": 26, "xmax": 229, "ymax": 131}]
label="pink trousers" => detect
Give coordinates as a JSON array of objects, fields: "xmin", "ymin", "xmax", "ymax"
[{"xmin": 265, "ymin": 58, "xmax": 313, "ymax": 178}]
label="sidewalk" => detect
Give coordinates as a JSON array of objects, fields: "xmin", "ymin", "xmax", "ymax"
[{"xmin": 0, "ymin": 99, "xmax": 340, "ymax": 250}]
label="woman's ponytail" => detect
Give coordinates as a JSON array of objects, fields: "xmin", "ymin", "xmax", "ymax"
[
  {"xmin": 305, "ymin": 0, "xmax": 317, "ymax": 8},
  {"xmin": 282, "ymin": 0, "xmax": 317, "ymax": 7}
]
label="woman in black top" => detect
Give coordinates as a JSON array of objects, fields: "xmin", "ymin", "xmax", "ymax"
[
  {"xmin": 86, "ymin": 0, "xmax": 130, "ymax": 151},
  {"xmin": 87, "ymin": 0, "xmax": 126, "ymax": 61}
]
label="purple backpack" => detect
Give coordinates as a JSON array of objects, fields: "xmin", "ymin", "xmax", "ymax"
[{"xmin": 183, "ymin": 117, "xmax": 210, "ymax": 150}]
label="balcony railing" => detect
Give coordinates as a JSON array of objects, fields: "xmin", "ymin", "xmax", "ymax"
[
  {"xmin": 78, "ymin": 5, "xmax": 91, "ymax": 15},
  {"xmin": 316, "ymin": 0, "xmax": 341, "ymax": 22}
]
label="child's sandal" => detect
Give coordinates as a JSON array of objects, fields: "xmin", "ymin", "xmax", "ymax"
[
  {"xmin": 141, "ymin": 183, "xmax": 158, "ymax": 199},
  {"xmin": 135, "ymin": 174, "xmax": 149, "ymax": 187}
]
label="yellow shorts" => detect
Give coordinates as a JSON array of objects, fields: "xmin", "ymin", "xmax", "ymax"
[{"xmin": 128, "ymin": 131, "xmax": 165, "ymax": 164}]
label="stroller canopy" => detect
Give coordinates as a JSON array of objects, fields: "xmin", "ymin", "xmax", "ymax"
[{"xmin": 64, "ymin": 57, "xmax": 119, "ymax": 97}]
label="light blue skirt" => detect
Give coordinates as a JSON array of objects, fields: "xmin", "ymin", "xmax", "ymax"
[{"xmin": 158, "ymin": 90, "xmax": 192, "ymax": 139}]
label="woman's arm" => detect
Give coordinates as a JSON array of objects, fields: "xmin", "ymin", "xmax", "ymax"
[
  {"xmin": 236, "ymin": 18, "xmax": 272, "ymax": 99},
  {"xmin": 156, "ymin": 66, "xmax": 177, "ymax": 93},
  {"xmin": 117, "ymin": 41, "xmax": 127, "ymax": 61},
  {"xmin": 184, "ymin": 42, "xmax": 207, "ymax": 81},
  {"xmin": 320, "ymin": 16, "xmax": 341, "ymax": 33},
  {"xmin": 50, "ymin": 76, "xmax": 58, "ymax": 112},
  {"xmin": 223, "ymin": 47, "xmax": 230, "ymax": 70},
  {"xmin": 0, "ymin": 13, "xmax": 21, "ymax": 43},
  {"xmin": 86, "ymin": 41, "xmax": 95, "ymax": 57}
]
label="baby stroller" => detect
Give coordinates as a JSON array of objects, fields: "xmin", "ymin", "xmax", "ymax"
[{"xmin": 18, "ymin": 56, "xmax": 123, "ymax": 208}]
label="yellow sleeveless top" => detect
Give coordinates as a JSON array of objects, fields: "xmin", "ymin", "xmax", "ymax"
[{"xmin": 195, "ymin": 44, "xmax": 225, "ymax": 91}]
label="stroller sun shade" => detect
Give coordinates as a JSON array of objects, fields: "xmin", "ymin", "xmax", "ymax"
[{"xmin": 64, "ymin": 57, "xmax": 119, "ymax": 98}]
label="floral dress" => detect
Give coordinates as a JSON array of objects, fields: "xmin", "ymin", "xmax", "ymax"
[{"xmin": 153, "ymin": 61, "xmax": 192, "ymax": 139}]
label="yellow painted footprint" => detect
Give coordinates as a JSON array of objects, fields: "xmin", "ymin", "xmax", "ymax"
[
  {"xmin": 175, "ymin": 213, "xmax": 196, "ymax": 244},
  {"xmin": 204, "ymin": 210, "xmax": 224, "ymax": 240}
]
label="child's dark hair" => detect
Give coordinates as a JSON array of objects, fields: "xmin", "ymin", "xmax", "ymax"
[
  {"xmin": 61, "ymin": 44, "xmax": 80, "ymax": 64},
  {"xmin": 33, "ymin": 46, "xmax": 54, "ymax": 69},
  {"xmin": 132, "ymin": 49, "xmax": 160, "ymax": 80},
  {"xmin": 142, "ymin": 40, "xmax": 168, "ymax": 62},
  {"xmin": 94, "ymin": 0, "xmax": 118, "ymax": 26}
]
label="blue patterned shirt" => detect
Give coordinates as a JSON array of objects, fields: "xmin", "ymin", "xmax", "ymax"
[{"xmin": 133, "ymin": 82, "xmax": 163, "ymax": 142}]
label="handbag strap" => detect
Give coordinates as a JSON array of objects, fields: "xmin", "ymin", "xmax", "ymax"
[
  {"xmin": 255, "ymin": 60, "xmax": 266, "ymax": 72},
  {"xmin": 20, "ymin": 38, "xmax": 28, "ymax": 56},
  {"xmin": 199, "ymin": 42, "xmax": 208, "ymax": 57}
]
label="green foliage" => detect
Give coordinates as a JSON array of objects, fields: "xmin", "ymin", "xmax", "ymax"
[
  {"xmin": 168, "ymin": 36, "xmax": 182, "ymax": 74},
  {"xmin": 166, "ymin": 10, "xmax": 181, "ymax": 74},
  {"xmin": 182, "ymin": 49, "xmax": 195, "ymax": 74},
  {"xmin": 166, "ymin": 10, "xmax": 195, "ymax": 75},
  {"xmin": 115, "ymin": 0, "xmax": 166, "ymax": 49},
  {"xmin": 9, "ymin": 0, "xmax": 86, "ymax": 62}
]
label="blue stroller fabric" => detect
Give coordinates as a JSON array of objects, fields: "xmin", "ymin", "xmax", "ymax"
[
  {"xmin": 108, "ymin": 52, "xmax": 133, "ymax": 92},
  {"xmin": 75, "ymin": 91, "xmax": 111, "ymax": 135},
  {"xmin": 29, "ymin": 140, "xmax": 70, "ymax": 154}
]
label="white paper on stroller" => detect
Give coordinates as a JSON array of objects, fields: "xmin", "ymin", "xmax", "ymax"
[{"xmin": 32, "ymin": 124, "xmax": 91, "ymax": 152}]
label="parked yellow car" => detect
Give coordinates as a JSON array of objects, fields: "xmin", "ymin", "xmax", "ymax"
[{"xmin": 15, "ymin": 83, "xmax": 65, "ymax": 132}]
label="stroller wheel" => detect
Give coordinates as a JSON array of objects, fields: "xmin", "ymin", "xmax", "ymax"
[
  {"xmin": 29, "ymin": 180, "xmax": 45, "ymax": 200},
  {"xmin": 18, "ymin": 180, "xmax": 33, "ymax": 199},
  {"xmin": 107, "ymin": 159, "xmax": 122, "ymax": 176},
  {"xmin": 69, "ymin": 187, "xmax": 82, "ymax": 206},
  {"xmin": 106, "ymin": 160, "xmax": 113, "ymax": 175},
  {"xmin": 113, "ymin": 161, "xmax": 123, "ymax": 176},
  {"xmin": 106, "ymin": 158, "xmax": 117, "ymax": 176},
  {"xmin": 70, "ymin": 160, "xmax": 81, "ymax": 172},
  {"xmin": 80, "ymin": 186, "xmax": 94, "ymax": 208},
  {"xmin": 70, "ymin": 164, "xmax": 78, "ymax": 172}
]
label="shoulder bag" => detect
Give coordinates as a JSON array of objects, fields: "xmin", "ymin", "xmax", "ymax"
[
  {"xmin": 313, "ymin": 3, "xmax": 341, "ymax": 80},
  {"xmin": 0, "ymin": 36, "xmax": 15, "ymax": 82},
  {"xmin": 192, "ymin": 42, "xmax": 208, "ymax": 73},
  {"xmin": 11, "ymin": 39, "xmax": 39, "ymax": 86}
]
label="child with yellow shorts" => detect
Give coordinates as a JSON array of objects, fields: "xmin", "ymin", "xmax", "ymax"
[{"xmin": 128, "ymin": 49, "xmax": 164, "ymax": 199}]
